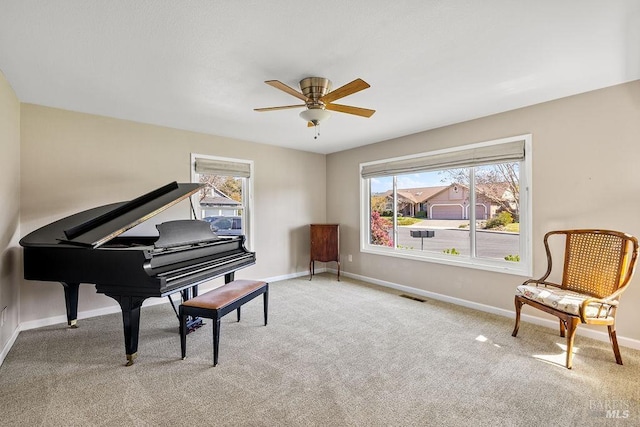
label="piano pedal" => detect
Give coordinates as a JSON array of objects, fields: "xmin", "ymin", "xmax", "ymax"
[{"xmin": 186, "ymin": 316, "xmax": 204, "ymax": 334}]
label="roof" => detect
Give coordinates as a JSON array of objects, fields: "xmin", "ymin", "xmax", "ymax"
[
  {"xmin": 199, "ymin": 196, "xmax": 241, "ymax": 207},
  {"xmin": 380, "ymin": 186, "xmax": 449, "ymax": 203},
  {"xmin": 381, "ymin": 182, "xmax": 515, "ymax": 203},
  {"xmin": 199, "ymin": 187, "xmax": 241, "ymax": 207}
]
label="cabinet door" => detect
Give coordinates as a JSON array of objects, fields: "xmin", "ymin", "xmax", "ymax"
[{"xmin": 310, "ymin": 224, "xmax": 339, "ymax": 262}]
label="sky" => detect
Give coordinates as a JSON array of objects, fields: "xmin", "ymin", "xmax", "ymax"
[
  {"xmin": 369, "ymin": 163, "xmax": 518, "ymax": 193},
  {"xmin": 370, "ymin": 171, "xmax": 455, "ymax": 193}
]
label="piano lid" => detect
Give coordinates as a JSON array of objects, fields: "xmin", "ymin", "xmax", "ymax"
[{"xmin": 59, "ymin": 181, "xmax": 204, "ymax": 248}]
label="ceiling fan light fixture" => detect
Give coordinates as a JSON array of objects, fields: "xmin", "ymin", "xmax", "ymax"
[{"xmin": 299, "ymin": 108, "xmax": 331, "ymax": 125}]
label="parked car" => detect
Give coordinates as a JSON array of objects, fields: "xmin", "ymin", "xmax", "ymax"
[{"xmin": 202, "ymin": 216, "xmax": 243, "ymax": 236}]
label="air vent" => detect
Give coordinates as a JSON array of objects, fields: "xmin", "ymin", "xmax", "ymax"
[{"xmin": 399, "ymin": 294, "xmax": 426, "ymax": 303}]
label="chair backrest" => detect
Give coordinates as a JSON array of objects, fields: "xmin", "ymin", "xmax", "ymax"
[{"xmin": 554, "ymin": 230, "xmax": 639, "ymax": 298}]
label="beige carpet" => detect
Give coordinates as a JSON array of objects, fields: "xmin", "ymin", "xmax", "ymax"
[{"xmin": 1, "ymin": 274, "xmax": 639, "ymax": 426}]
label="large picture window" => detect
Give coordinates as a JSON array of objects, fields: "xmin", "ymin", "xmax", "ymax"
[
  {"xmin": 191, "ymin": 153, "xmax": 253, "ymax": 249},
  {"xmin": 360, "ymin": 135, "xmax": 532, "ymax": 275}
]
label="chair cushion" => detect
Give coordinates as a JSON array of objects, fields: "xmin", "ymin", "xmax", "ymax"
[{"xmin": 516, "ymin": 284, "xmax": 613, "ymax": 319}]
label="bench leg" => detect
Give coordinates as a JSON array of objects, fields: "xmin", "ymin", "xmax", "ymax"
[
  {"xmin": 264, "ymin": 288, "xmax": 269, "ymax": 325},
  {"xmin": 179, "ymin": 308, "xmax": 187, "ymax": 359},
  {"xmin": 237, "ymin": 307, "xmax": 241, "ymax": 322},
  {"xmin": 212, "ymin": 316, "xmax": 221, "ymax": 367}
]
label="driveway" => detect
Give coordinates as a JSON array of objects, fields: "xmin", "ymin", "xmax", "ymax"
[{"xmin": 409, "ymin": 219, "xmax": 469, "ymax": 229}]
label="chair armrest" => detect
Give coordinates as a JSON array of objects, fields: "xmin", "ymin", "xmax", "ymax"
[
  {"xmin": 579, "ymin": 296, "xmax": 619, "ymax": 322},
  {"xmin": 578, "ymin": 278, "xmax": 631, "ymax": 321},
  {"xmin": 522, "ymin": 279, "xmax": 562, "ymax": 289}
]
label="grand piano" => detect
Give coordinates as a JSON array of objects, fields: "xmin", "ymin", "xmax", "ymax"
[{"xmin": 20, "ymin": 181, "xmax": 256, "ymax": 366}]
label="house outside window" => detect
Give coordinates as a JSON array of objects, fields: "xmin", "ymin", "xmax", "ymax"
[
  {"xmin": 360, "ymin": 135, "xmax": 532, "ymax": 276},
  {"xmin": 191, "ymin": 153, "xmax": 253, "ymax": 248}
]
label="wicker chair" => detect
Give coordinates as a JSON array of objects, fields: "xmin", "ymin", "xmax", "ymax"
[{"xmin": 512, "ymin": 229, "xmax": 638, "ymax": 369}]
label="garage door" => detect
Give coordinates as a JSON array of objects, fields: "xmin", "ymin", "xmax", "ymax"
[
  {"xmin": 475, "ymin": 204, "xmax": 488, "ymax": 220},
  {"xmin": 431, "ymin": 205, "xmax": 464, "ymax": 219}
]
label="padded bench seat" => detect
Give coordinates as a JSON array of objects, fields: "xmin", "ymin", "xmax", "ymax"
[{"xmin": 179, "ymin": 279, "xmax": 268, "ymax": 366}]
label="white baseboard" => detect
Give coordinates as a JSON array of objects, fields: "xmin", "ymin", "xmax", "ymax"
[
  {"xmin": 335, "ymin": 269, "xmax": 640, "ymax": 351},
  {"xmin": 17, "ymin": 269, "xmax": 313, "ymax": 333},
  {"xmin": 0, "ymin": 325, "xmax": 20, "ymax": 367},
  {"xmin": 16, "ymin": 270, "xmax": 312, "ymax": 333},
  {"xmin": 18, "ymin": 294, "xmax": 179, "ymax": 332},
  {"xmin": 262, "ymin": 269, "xmax": 315, "ymax": 283}
]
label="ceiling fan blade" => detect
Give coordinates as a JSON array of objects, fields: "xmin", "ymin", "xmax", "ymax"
[
  {"xmin": 265, "ymin": 80, "xmax": 309, "ymax": 102},
  {"xmin": 325, "ymin": 103, "xmax": 376, "ymax": 118},
  {"xmin": 320, "ymin": 78, "xmax": 370, "ymax": 104},
  {"xmin": 254, "ymin": 104, "xmax": 306, "ymax": 112}
]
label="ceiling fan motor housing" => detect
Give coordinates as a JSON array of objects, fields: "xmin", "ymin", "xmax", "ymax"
[{"xmin": 300, "ymin": 77, "xmax": 332, "ymax": 107}]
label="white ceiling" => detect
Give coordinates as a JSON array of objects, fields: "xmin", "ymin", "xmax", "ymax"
[{"xmin": 1, "ymin": 1, "xmax": 639, "ymax": 154}]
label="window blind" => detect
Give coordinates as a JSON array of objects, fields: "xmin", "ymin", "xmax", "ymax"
[
  {"xmin": 194, "ymin": 158, "xmax": 251, "ymax": 178},
  {"xmin": 360, "ymin": 139, "xmax": 525, "ymax": 179}
]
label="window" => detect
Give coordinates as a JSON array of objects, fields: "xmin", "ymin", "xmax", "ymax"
[
  {"xmin": 191, "ymin": 153, "xmax": 253, "ymax": 248},
  {"xmin": 360, "ymin": 135, "xmax": 532, "ymax": 275}
]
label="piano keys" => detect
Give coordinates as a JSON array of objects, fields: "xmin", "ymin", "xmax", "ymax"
[{"xmin": 20, "ymin": 181, "xmax": 256, "ymax": 365}]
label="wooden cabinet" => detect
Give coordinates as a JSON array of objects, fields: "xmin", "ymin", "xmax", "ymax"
[{"xmin": 309, "ymin": 224, "xmax": 340, "ymax": 281}]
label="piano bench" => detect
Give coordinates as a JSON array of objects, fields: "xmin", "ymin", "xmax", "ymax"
[{"xmin": 179, "ymin": 279, "xmax": 268, "ymax": 366}]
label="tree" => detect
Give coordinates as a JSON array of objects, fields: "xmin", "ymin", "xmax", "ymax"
[
  {"xmin": 199, "ymin": 175, "xmax": 242, "ymax": 202},
  {"xmin": 477, "ymin": 163, "xmax": 519, "ymax": 219},
  {"xmin": 440, "ymin": 162, "xmax": 519, "ymax": 220},
  {"xmin": 370, "ymin": 211, "xmax": 393, "ymax": 246},
  {"xmin": 370, "ymin": 195, "xmax": 387, "ymax": 213}
]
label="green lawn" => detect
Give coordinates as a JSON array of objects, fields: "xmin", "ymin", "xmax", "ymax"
[
  {"xmin": 382, "ymin": 216, "xmax": 520, "ymax": 232},
  {"xmin": 382, "ymin": 216, "xmax": 423, "ymax": 226},
  {"xmin": 505, "ymin": 223, "xmax": 520, "ymax": 232}
]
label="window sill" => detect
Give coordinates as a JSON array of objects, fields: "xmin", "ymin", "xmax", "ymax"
[{"xmin": 361, "ymin": 245, "xmax": 531, "ymax": 277}]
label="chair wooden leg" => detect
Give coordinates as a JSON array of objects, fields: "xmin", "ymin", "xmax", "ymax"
[
  {"xmin": 512, "ymin": 296, "xmax": 524, "ymax": 337},
  {"xmin": 565, "ymin": 317, "xmax": 580, "ymax": 369},
  {"xmin": 608, "ymin": 325, "xmax": 623, "ymax": 365},
  {"xmin": 559, "ymin": 319, "xmax": 566, "ymax": 337}
]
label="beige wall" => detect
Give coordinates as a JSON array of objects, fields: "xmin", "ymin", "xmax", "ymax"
[
  {"xmin": 327, "ymin": 80, "xmax": 640, "ymax": 343},
  {"xmin": 0, "ymin": 70, "xmax": 21, "ymax": 356},
  {"xmin": 20, "ymin": 105, "xmax": 326, "ymax": 322}
]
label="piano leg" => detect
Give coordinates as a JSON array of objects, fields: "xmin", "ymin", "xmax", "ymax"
[
  {"xmin": 61, "ymin": 282, "xmax": 80, "ymax": 328},
  {"xmin": 106, "ymin": 294, "xmax": 146, "ymax": 366}
]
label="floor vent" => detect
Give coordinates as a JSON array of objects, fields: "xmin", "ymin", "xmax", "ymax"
[{"xmin": 399, "ymin": 294, "xmax": 426, "ymax": 303}]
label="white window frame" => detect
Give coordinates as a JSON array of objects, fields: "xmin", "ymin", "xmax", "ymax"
[
  {"xmin": 190, "ymin": 153, "xmax": 254, "ymax": 251},
  {"xmin": 359, "ymin": 134, "xmax": 532, "ymax": 276}
]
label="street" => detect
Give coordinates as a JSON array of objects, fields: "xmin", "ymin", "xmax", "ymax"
[{"xmin": 394, "ymin": 220, "xmax": 520, "ymax": 260}]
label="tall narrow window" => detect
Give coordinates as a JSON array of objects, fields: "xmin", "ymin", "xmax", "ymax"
[
  {"xmin": 360, "ymin": 135, "xmax": 531, "ymax": 275},
  {"xmin": 191, "ymin": 154, "xmax": 253, "ymax": 248}
]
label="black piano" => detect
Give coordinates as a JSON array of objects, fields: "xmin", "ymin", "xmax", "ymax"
[{"xmin": 20, "ymin": 181, "xmax": 256, "ymax": 366}]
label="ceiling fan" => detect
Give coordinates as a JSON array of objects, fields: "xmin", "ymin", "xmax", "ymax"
[{"xmin": 254, "ymin": 77, "xmax": 376, "ymax": 130}]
